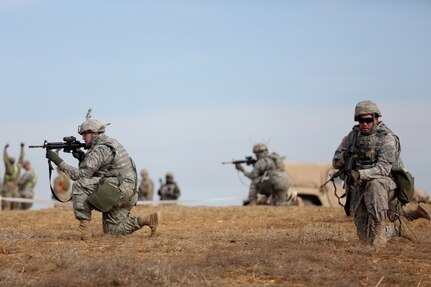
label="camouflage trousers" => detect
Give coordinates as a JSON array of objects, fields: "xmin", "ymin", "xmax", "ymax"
[
  {"xmin": 19, "ymin": 194, "xmax": 33, "ymax": 210},
  {"xmin": 351, "ymin": 179, "xmax": 401, "ymax": 244},
  {"xmin": 72, "ymin": 177, "xmax": 141, "ymax": 235},
  {"xmin": 19, "ymin": 188, "xmax": 34, "ymax": 210},
  {"xmin": 248, "ymin": 182, "xmax": 289, "ymax": 206},
  {"xmin": 1, "ymin": 182, "xmax": 20, "ymax": 210}
]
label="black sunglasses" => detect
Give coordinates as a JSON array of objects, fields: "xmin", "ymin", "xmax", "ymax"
[{"xmin": 357, "ymin": 118, "xmax": 374, "ymax": 124}]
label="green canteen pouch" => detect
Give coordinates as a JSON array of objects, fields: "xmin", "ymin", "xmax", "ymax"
[{"xmin": 88, "ymin": 178, "xmax": 120, "ymax": 212}]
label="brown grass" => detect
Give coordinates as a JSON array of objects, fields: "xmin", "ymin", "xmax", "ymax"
[{"xmin": 1, "ymin": 205, "xmax": 430, "ymax": 286}]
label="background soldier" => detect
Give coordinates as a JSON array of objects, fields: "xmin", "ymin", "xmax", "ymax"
[
  {"xmin": 2, "ymin": 143, "xmax": 24, "ymax": 210},
  {"xmin": 332, "ymin": 100, "xmax": 428, "ymax": 247},
  {"xmin": 138, "ymin": 169, "xmax": 154, "ymax": 202},
  {"xmin": 45, "ymin": 112, "xmax": 159, "ymax": 240},
  {"xmin": 53, "ymin": 167, "xmax": 71, "ymax": 204},
  {"xmin": 17, "ymin": 160, "xmax": 37, "ymax": 210},
  {"xmin": 235, "ymin": 144, "xmax": 293, "ymax": 206},
  {"xmin": 158, "ymin": 172, "xmax": 181, "ymax": 201}
]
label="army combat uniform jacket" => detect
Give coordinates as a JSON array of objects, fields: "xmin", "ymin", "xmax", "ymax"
[
  {"xmin": 59, "ymin": 134, "xmax": 141, "ymax": 235},
  {"xmin": 332, "ymin": 122, "xmax": 403, "ymax": 242}
]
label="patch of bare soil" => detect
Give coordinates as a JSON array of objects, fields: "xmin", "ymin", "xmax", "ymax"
[{"xmin": 1, "ymin": 205, "xmax": 430, "ymax": 286}]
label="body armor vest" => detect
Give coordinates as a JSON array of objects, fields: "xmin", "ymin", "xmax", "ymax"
[
  {"xmin": 90, "ymin": 135, "xmax": 137, "ymax": 184},
  {"xmin": 352, "ymin": 122, "xmax": 400, "ymax": 170}
]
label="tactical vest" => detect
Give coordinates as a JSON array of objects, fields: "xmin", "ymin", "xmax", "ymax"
[
  {"xmin": 30, "ymin": 171, "xmax": 38, "ymax": 188},
  {"xmin": 90, "ymin": 135, "xmax": 137, "ymax": 186},
  {"xmin": 350, "ymin": 122, "xmax": 413, "ymax": 203},
  {"xmin": 352, "ymin": 122, "xmax": 401, "ymax": 170},
  {"xmin": 258, "ymin": 153, "xmax": 289, "ymax": 193},
  {"xmin": 4, "ymin": 165, "xmax": 19, "ymax": 182},
  {"xmin": 160, "ymin": 183, "xmax": 177, "ymax": 199}
]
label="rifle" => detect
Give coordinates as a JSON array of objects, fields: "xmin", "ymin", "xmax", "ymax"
[
  {"xmin": 342, "ymin": 128, "xmax": 359, "ymax": 216},
  {"xmin": 222, "ymin": 156, "xmax": 256, "ymax": 166},
  {"xmin": 29, "ymin": 136, "xmax": 86, "ymax": 153},
  {"xmin": 29, "ymin": 136, "xmax": 87, "ymax": 203},
  {"xmin": 321, "ymin": 128, "xmax": 358, "ymax": 216}
]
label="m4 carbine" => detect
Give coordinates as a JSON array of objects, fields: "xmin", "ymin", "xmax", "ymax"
[
  {"xmin": 29, "ymin": 136, "xmax": 87, "ymax": 153},
  {"xmin": 222, "ymin": 156, "xmax": 256, "ymax": 166},
  {"xmin": 320, "ymin": 128, "xmax": 358, "ymax": 216}
]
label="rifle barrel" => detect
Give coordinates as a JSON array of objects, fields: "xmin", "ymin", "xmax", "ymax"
[{"xmin": 29, "ymin": 145, "xmax": 44, "ymax": 148}]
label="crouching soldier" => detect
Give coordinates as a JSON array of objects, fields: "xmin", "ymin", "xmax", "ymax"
[
  {"xmin": 46, "ymin": 112, "xmax": 159, "ymax": 240},
  {"xmin": 235, "ymin": 144, "xmax": 297, "ymax": 206}
]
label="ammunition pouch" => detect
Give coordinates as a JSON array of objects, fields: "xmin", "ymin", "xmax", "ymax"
[
  {"xmin": 88, "ymin": 178, "xmax": 120, "ymax": 212},
  {"xmin": 392, "ymin": 168, "xmax": 414, "ymax": 205},
  {"xmin": 257, "ymin": 176, "xmax": 274, "ymax": 196}
]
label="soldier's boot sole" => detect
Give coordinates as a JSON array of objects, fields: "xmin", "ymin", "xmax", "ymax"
[
  {"xmin": 416, "ymin": 203, "xmax": 431, "ymax": 220},
  {"xmin": 396, "ymin": 218, "xmax": 417, "ymax": 241},
  {"xmin": 139, "ymin": 212, "xmax": 161, "ymax": 237}
]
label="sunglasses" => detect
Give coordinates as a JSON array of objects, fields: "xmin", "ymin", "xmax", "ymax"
[{"xmin": 357, "ymin": 118, "xmax": 374, "ymax": 124}]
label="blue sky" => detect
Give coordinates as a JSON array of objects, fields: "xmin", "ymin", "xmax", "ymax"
[{"xmin": 1, "ymin": 1, "xmax": 430, "ymax": 208}]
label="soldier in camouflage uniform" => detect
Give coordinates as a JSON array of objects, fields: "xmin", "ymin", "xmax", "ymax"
[
  {"xmin": 158, "ymin": 172, "xmax": 181, "ymax": 201},
  {"xmin": 18, "ymin": 160, "xmax": 37, "ymax": 210},
  {"xmin": 235, "ymin": 144, "xmax": 292, "ymax": 206},
  {"xmin": 46, "ymin": 113, "xmax": 159, "ymax": 240},
  {"xmin": 332, "ymin": 100, "xmax": 429, "ymax": 247},
  {"xmin": 138, "ymin": 169, "xmax": 154, "ymax": 201},
  {"xmin": 2, "ymin": 143, "xmax": 25, "ymax": 210}
]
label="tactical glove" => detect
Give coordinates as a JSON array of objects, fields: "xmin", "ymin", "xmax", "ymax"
[
  {"xmin": 20, "ymin": 142, "xmax": 25, "ymax": 148},
  {"xmin": 235, "ymin": 163, "xmax": 244, "ymax": 172},
  {"xmin": 5, "ymin": 143, "xmax": 9, "ymax": 149},
  {"xmin": 46, "ymin": 150, "xmax": 64, "ymax": 165},
  {"xmin": 350, "ymin": 170, "xmax": 360, "ymax": 182},
  {"xmin": 72, "ymin": 149, "xmax": 86, "ymax": 162}
]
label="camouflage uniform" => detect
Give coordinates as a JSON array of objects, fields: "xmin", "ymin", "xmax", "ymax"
[
  {"xmin": 59, "ymin": 133, "xmax": 142, "ymax": 235},
  {"xmin": 332, "ymin": 101, "xmax": 408, "ymax": 245},
  {"xmin": 243, "ymin": 152, "xmax": 291, "ymax": 205},
  {"xmin": 158, "ymin": 176, "xmax": 180, "ymax": 201},
  {"xmin": 2, "ymin": 145, "xmax": 24, "ymax": 210},
  {"xmin": 138, "ymin": 172, "xmax": 154, "ymax": 201},
  {"xmin": 17, "ymin": 161, "xmax": 37, "ymax": 210}
]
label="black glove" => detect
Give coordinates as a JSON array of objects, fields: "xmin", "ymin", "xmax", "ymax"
[
  {"xmin": 72, "ymin": 149, "xmax": 86, "ymax": 162},
  {"xmin": 350, "ymin": 170, "xmax": 360, "ymax": 182},
  {"xmin": 235, "ymin": 163, "xmax": 244, "ymax": 172},
  {"xmin": 20, "ymin": 142, "xmax": 25, "ymax": 148},
  {"xmin": 46, "ymin": 150, "xmax": 64, "ymax": 165},
  {"xmin": 5, "ymin": 143, "xmax": 9, "ymax": 149}
]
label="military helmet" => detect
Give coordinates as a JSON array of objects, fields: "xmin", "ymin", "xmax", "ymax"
[
  {"xmin": 253, "ymin": 143, "xmax": 268, "ymax": 154},
  {"xmin": 354, "ymin": 100, "xmax": 382, "ymax": 121},
  {"xmin": 78, "ymin": 118, "xmax": 107, "ymax": 135},
  {"xmin": 77, "ymin": 109, "xmax": 108, "ymax": 135},
  {"xmin": 166, "ymin": 172, "xmax": 174, "ymax": 178}
]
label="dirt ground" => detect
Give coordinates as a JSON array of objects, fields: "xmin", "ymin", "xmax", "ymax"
[{"xmin": 1, "ymin": 205, "xmax": 431, "ymax": 287}]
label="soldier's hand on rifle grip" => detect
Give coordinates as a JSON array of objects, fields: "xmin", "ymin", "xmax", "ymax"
[
  {"xmin": 350, "ymin": 170, "xmax": 360, "ymax": 182},
  {"xmin": 46, "ymin": 150, "xmax": 64, "ymax": 166},
  {"xmin": 72, "ymin": 149, "xmax": 86, "ymax": 163},
  {"xmin": 235, "ymin": 163, "xmax": 244, "ymax": 172}
]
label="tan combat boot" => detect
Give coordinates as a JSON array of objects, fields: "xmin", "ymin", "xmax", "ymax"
[
  {"xmin": 78, "ymin": 220, "xmax": 93, "ymax": 240},
  {"xmin": 243, "ymin": 199, "xmax": 257, "ymax": 206},
  {"xmin": 138, "ymin": 212, "xmax": 160, "ymax": 236},
  {"xmin": 372, "ymin": 221, "xmax": 387, "ymax": 248},
  {"xmin": 404, "ymin": 203, "xmax": 431, "ymax": 221},
  {"xmin": 395, "ymin": 218, "xmax": 416, "ymax": 241}
]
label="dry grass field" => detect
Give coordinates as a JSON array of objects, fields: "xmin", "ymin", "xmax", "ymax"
[{"xmin": 1, "ymin": 205, "xmax": 431, "ymax": 286}]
